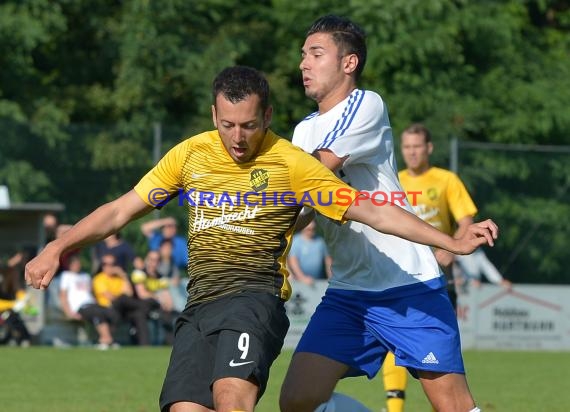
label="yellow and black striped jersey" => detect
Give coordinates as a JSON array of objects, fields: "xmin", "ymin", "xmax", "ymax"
[{"xmin": 134, "ymin": 129, "xmax": 356, "ymax": 306}]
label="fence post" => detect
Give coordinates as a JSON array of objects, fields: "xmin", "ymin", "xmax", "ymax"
[{"xmin": 450, "ymin": 136, "xmax": 458, "ymax": 173}]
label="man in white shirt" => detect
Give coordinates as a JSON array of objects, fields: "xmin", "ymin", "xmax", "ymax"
[
  {"xmin": 280, "ymin": 15, "xmax": 484, "ymax": 412},
  {"xmin": 59, "ymin": 256, "xmax": 119, "ymax": 349}
]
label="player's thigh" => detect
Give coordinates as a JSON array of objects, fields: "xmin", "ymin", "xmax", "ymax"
[
  {"xmin": 281, "ymin": 351, "xmax": 349, "ymax": 403},
  {"xmin": 211, "ymin": 293, "xmax": 289, "ymax": 400},
  {"xmin": 160, "ymin": 314, "xmax": 218, "ymax": 411}
]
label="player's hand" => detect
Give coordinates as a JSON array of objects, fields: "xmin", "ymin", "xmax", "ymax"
[
  {"xmin": 24, "ymin": 246, "xmax": 60, "ymax": 290},
  {"xmin": 452, "ymin": 219, "xmax": 499, "ymax": 255},
  {"xmin": 501, "ymin": 279, "xmax": 513, "ymax": 291}
]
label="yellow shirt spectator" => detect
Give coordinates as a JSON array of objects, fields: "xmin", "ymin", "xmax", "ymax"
[{"xmin": 92, "ymin": 272, "xmax": 129, "ymax": 308}]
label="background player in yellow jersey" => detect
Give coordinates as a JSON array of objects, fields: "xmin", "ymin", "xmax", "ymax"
[
  {"xmin": 399, "ymin": 122, "xmax": 478, "ymax": 306},
  {"xmin": 378, "ymin": 122, "xmax": 478, "ymax": 411},
  {"xmin": 25, "ymin": 66, "xmax": 495, "ymax": 412}
]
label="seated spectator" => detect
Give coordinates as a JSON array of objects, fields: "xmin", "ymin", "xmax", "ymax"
[
  {"xmin": 59, "ymin": 256, "xmax": 119, "ymax": 350},
  {"xmin": 92, "ymin": 254, "xmax": 155, "ymax": 346},
  {"xmin": 287, "ymin": 220, "xmax": 332, "ymax": 286},
  {"xmin": 131, "ymin": 251, "xmax": 177, "ymax": 344},
  {"xmin": 140, "ymin": 217, "xmax": 188, "ymax": 270},
  {"xmin": 132, "ymin": 251, "xmax": 173, "ymax": 311},
  {"xmin": 91, "ymin": 232, "xmax": 137, "ymax": 273},
  {"xmin": 0, "ymin": 262, "xmax": 31, "ymax": 347}
]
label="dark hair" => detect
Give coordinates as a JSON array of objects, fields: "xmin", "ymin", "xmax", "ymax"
[
  {"xmin": 159, "ymin": 238, "xmax": 173, "ymax": 247},
  {"xmin": 307, "ymin": 15, "xmax": 367, "ymax": 79},
  {"xmin": 212, "ymin": 66, "xmax": 270, "ymax": 112},
  {"xmin": 402, "ymin": 123, "xmax": 432, "ymax": 143},
  {"xmin": 68, "ymin": 255, "xmax": 81, "ymax": 265}
]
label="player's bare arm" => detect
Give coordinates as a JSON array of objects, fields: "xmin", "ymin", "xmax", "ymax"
[
  {"xmin": 344, "ymin": 197, "xmax": 497, "ymax": 255},
  {"xmin": 313, "ymin": 149, "xmax": 347, "ymax": 172},
  {"xmin": 434, "ymin": 215, "xmax": 475, "ymax": 267},
  {"xmin": 292, "ymin": 150, "xmax": 345, "ymax": 232},
  {"xmin": 25, "ymin": 190, "xmax": 154, "ymax": 290}
]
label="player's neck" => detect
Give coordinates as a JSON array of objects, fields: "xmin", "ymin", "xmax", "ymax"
[
  {"xmin": 407, "ymin": 164, "xmax": 431, "ymax": 177},
  {"xmin": 318, "ymin": 84, "xmax": 357, "ymax": 115}
]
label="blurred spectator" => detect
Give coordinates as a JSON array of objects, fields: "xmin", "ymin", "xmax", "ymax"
[
  {"xmin": 287, "ymin": 220, "xmax": 332, "ymax": 286},
  {"xmin": 59, "ymin": 256, "xmax": 119, "ymax": 350},
  {"xmin": 43, "ymin": 213, "xmax": 59, "ymax": 244},
  {"xmin": 91, "ymin": 232, "xmax": 137, "ymax": 273},
  {"xmin": 92, "ymin": 254, "xmax": 154, "ymax": 346},
  {"xmin": 157, "ymin": 239, "xmax": 188, "ymax": 312},
  {"xmin": 141, "ymin": 217, "xmax": 188, "ymax": 270},
  {"xmin": 131, "ymin": 251, "xmax": 173, "ymax": 312},
  {"xmin": 157, "ymin": 239, "xmax": 179, "ymax": 280},
  {"xmin": 455, "ymin": 248, "xmax": 512, "ymax": 291},
  {"xmin": 131, "ymin": 251, "xmax": 177, "ymax": 344},
  {"xmin": 0, "ymin": 262, "xmax": 31, "ymax": 347},
  {"xmin": 6, "ymin": 247, "xmax": 36, "ymax": 276}
]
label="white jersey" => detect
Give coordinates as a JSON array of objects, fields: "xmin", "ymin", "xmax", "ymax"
[
  {"xmin": 292, "ymin": 89, "xmax": 442, "ymax": 291},
  {"xmin": 59, "ymin": 271, "xmax": 96, "ymax": 313}
]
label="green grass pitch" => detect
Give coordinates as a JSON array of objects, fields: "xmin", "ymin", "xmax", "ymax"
[{"xmin": 3, "ymin": 347, "xmax": 570, "ymax": 411}]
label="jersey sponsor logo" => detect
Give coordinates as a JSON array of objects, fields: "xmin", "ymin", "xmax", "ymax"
[
  {"xmin": 250, "ymin": 168, "xmax": 269, "ymax": 191},
  {"xmin": 229, "ymin": 359, "xmax": 255, "ymax": 367},
  {"xmin": 411, "ymin": 204, "xmax": 442, "ymax": 227},
  {"xmin": 427, "ymin": 187, "xmax": 439, "ymax": 201},
  {"xmin": 193, "ymin": 203, "xmax": 259, "ymax": 234},
  {"xmin": 421, "ymin": 352, "xmax": 439, "ymax": 364}
]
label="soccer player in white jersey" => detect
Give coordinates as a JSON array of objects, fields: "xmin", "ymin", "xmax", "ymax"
[{"xmin": 280, "ymin": 15, "xmax": 483, "ymax": 412}]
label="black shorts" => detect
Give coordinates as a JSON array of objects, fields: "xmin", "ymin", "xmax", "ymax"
[
  {"xmin": 159, "ymin": 291, "xmax": 289, "ymax": 411},
  {"xmin": 78, "ymin": 304, "xmax": 119, "ymax": 326}
]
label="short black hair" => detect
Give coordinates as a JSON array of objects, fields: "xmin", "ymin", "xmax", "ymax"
[
  {"xmin": 212, "ymin": 66, "xmax": 270, "ymax": 111},
  {"xmin": 307, "ymin": 15, "xmax": 367, "ymax": 79}
]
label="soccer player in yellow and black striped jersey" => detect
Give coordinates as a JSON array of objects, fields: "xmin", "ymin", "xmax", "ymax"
[
  {"xmin": 133, "ymin": 122, "xmax": 354, "ymax": 307},
  {"xmin": 24, "ymin": 66, "xmax": 498, "ymax": 412}
]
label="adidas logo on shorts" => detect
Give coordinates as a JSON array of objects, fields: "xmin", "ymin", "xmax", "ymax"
[{"xmin": 421, "ymin": 352, "xmax": 439, "ymax": 364}]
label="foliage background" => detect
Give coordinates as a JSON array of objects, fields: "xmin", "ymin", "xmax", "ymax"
[{"xmin": 1, "ymin": 0, "xmax": 569, "ymax": 282}]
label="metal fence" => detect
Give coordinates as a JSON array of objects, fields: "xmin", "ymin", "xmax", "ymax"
[{"xmin": 449, "ymin": 139, "xmax": 570, "ymax": 284}]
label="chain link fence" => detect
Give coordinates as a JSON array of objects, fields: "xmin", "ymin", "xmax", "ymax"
[{"xmin": 450, "ymin": 139, "xmax": 570, "ymax": 284}]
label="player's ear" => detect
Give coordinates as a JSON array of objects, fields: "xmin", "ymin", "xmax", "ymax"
[
  {"xmin": 211, "ymin": 104, "xmax": 218, "ymax": 128},
  {"xmin": 427, "ymin": 141, "xmax": 434, "ymax": 155},
  {"xmin": 343, "ymin": 54, "xmax": 358, "ymax": 75},
  {"xmin": 263, "ymin": 105, "xmax": 273, "ymax": 128}
]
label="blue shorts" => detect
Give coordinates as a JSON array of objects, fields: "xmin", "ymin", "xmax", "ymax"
[{"xmin": 295, "ymin": 280, "xmax": 465, "ymax": 379}]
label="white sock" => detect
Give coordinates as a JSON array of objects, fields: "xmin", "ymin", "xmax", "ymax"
[{"xmin": 469, "ymin": 407, "xmax": 481, "ymax": 412}]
